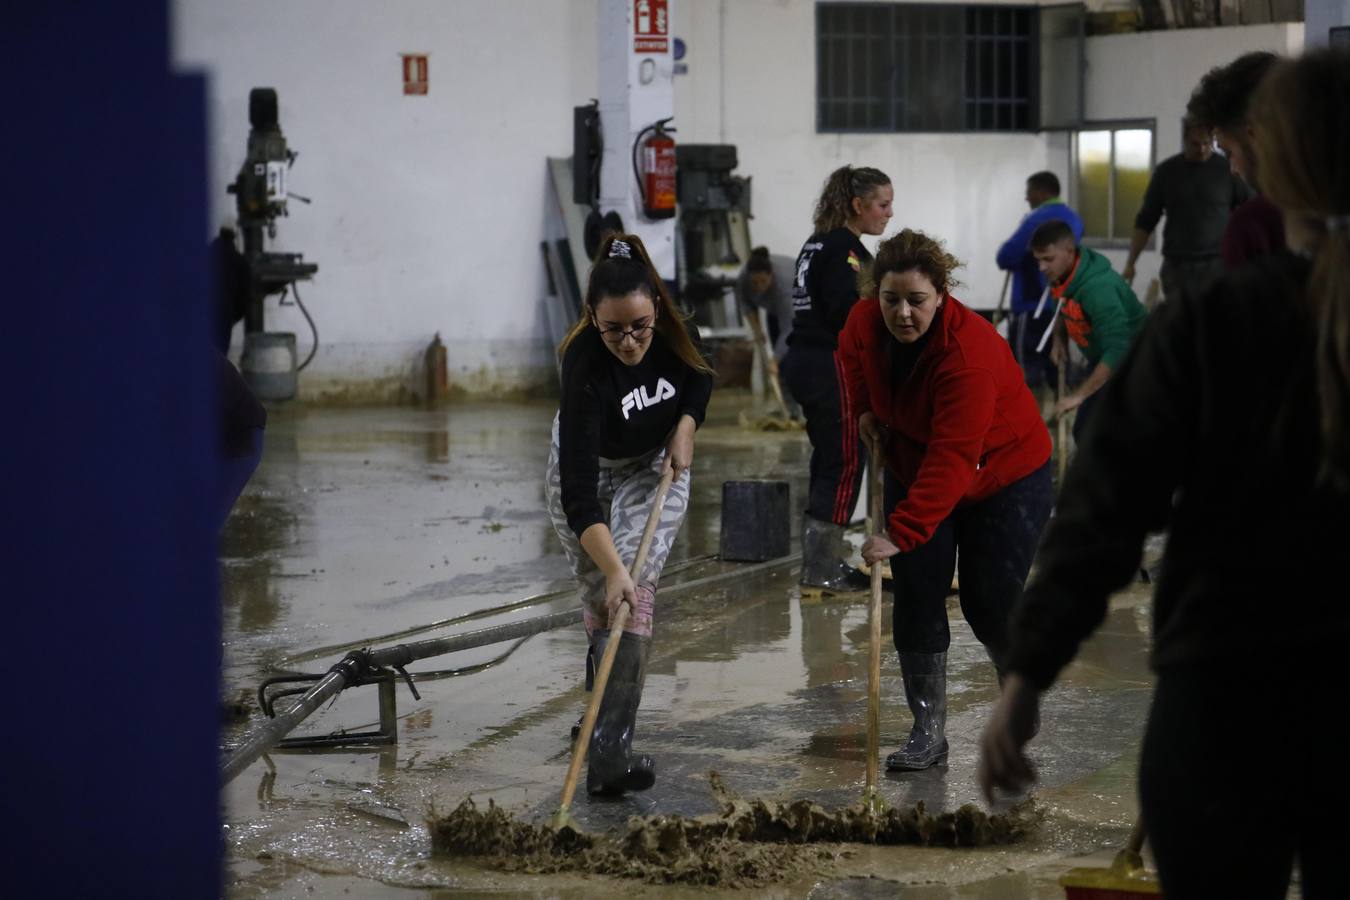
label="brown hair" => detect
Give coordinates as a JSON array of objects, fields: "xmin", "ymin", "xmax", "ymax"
[
  {"xmin": 1252, "ymin": 49, "xmax": 1350, "ymax": 485},
  {"xmin": 1187, "ymin": 51, "xmax": 1279, "ymax": 133},
  {"xmin": 1030, "ymin": 219, "xmax": 1078, "ymax": 252},
  {"xmin": 812, "ymin": 165, "xmax": 891, "ymax": 234},
  {"xmin": 558, "ymin": 233, "xmax": 713, "ymax": 375},
  {"xmin": 862, "ymin": 228, "xmax": 963, "ymax": 298}
]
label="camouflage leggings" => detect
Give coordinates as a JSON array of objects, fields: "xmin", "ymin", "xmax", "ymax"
[{"xmin": 545, "ymin": 413, "xmax": 692, "ymax": 638}]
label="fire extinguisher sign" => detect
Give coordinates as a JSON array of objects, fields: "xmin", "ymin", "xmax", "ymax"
[{"xmin": 633, "ymin": 0, "xmax": 669, "ymax": 54}]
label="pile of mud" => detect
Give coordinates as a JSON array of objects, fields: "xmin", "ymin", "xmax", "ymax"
[
  {"xmin": 737, "ymin": 410, "xmax": 805, "ymax": 432},
  {"xmin": 429, "ymin": 772, "xmax": 1040, "ymax": 888}
]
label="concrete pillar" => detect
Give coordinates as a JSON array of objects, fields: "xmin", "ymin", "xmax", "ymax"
[
  {"xmin": 597, "ymin": 0, "xmax": 677, "ymax": 279},
  {"xmin": 1306, "ymin": 0, "xmax": 1350, "ymax": 46}
]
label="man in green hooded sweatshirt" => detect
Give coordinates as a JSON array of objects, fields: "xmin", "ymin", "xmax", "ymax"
[{"xmin": 1030, "ymin": 219, "xmax": 1148, "ymax": 442}]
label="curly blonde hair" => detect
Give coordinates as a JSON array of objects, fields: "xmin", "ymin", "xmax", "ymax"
[
  {"xmin": 812, "ymin": 165, "xmax": 891, "ymax": 234},
  {"xmin": 861, "ymin": 228, "xmax": 963, "ymax": 297}
]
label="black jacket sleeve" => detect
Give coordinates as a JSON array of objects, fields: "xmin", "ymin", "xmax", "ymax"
[
  {"xmin": 679, "ymin": 369, "xmax": 714, "ymax": 428},
  {"xmin": 1134, "ymin": 162, "xmax": 1167, "ymax": 234},
  {"xmin": 557, "ymin": 353, "xmax": 607, "ymax": 538},
  {"xmin": 1005, "ymin": 295, "xmax": 1199, "ymax": 689},
  {"xmin": 813, "ymin": 239, "xmax": 864, "ymax": 337}
]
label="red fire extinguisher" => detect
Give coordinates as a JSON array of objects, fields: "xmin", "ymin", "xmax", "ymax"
[{"xmin": 632, "ymin": 117, "xmax": 676, "ymax": 220}]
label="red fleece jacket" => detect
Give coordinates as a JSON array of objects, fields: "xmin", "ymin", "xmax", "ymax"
[{"xmin": 837, "ymin": 296, "xmax": 1052, "ymax": 551}]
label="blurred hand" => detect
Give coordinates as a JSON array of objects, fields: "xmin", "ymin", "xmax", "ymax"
[
  {"xmin": 859, "ymin": 411, "xmax": 887, "ymax": 449},
  {"xmin": 1121, "ymin": 262, "xmax": 1137, "ymax": 285},
  {"xmin": 978, "ymin": 672, "xmax": 1041, "ymax": 803},
  {"xmin": 766, "ymin": 356, "xmax": 780, "ymax": 378},
  {"xmin": 862, "ymin": 533, "xmax": 899, "ymax": 566},
  {"xmin": 1054, "ymin": 393, "xmax": 1083, "ymax": 419},
  {"xmin": 1050, "ymin": 335, "xmax": 1068, "ymax": 368},
  {"xmin": 602, "ymin": 568, "xmax": 637, "ymax": 621}
]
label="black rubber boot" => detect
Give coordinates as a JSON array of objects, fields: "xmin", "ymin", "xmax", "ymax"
[
  {"xmin": 800, "ymin": 514, "xmax": 870, "ymax": 594},
  {"xmin": 569, "ymin": 642, "xmax": 596, "ymax": 742},
  {"xmin": 586, "ymin": 629, "xmax": 656, "ymax": 796},
  {"xmin": 886, "ymin": 651, "xmax": 949, "ymax": 771}
]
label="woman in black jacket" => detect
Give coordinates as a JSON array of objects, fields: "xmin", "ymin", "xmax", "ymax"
[
  {"xmin": 979, "ymin": 49, "xmax": 1350, "ymax": 899},
  {"xmin": 781, "ymin": 165, "xmax": 893, "ymax": 594},
  {"xmin": 546, "ymin": 233, "xmax": 714, "ymax": 796}
]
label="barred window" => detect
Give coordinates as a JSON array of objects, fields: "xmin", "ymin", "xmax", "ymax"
[{"xmin": 816, "ymin": 3, "xmax": 1060, "ymax": 134}]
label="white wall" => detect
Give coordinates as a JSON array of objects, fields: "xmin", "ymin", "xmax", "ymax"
[
  {"xmin": 173, "ymin": 0, "xmax": 597, "ymax": 401},
  {"xmin": 1076, "ymin": 22, "xmax": 1304, "ymax": 292},
  {"xmin": 674, "ymin": 0, "xmax": 1048, "ymax": 312}
]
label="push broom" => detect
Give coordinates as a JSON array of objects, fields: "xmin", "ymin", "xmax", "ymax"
[
  {"xmin": 1059, "ymin": 819, "xmax": 1160, "ymax": 899},
  {"xmin": 554, "ymin": 467, "xmax": 674, "ymax": 831}
]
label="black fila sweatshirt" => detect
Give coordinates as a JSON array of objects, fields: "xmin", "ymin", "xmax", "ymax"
[{"xmin": 557, "ymin": 327, "xmax": 713, "ymax": 537}]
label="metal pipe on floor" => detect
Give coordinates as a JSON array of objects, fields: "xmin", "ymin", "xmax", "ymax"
[
  {"xmin": 223, "ymin": 552, "xmax": 804, "ymax": 784},
  {"xmin": 222, "ymin": 608, "xmax": 583, "ymax": 784}
]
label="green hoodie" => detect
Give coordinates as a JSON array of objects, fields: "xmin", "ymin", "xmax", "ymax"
[{"xmin": 1053, "ymin": 246, "xmax": 1148, "ymax": 369}]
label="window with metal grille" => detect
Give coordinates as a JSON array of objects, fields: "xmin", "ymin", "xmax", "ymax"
[{"xmin": 816, "ymin": 3, "xmax": 1040, "ymax": 133}]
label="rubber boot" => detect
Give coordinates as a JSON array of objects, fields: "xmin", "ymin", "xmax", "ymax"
[
  {"xmin": 800, "ymin": 514, "xmax": 870, "ymax": 594},
  {"xmin": 885, "ymin": 651, "xmax": 949, "ymax": 771},
  {"xmin": 586, "ymin": 629, "xmax": 656, "ymax": 796}
]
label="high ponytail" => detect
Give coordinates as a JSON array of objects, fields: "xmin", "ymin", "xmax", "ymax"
[
  {"xmin": 558, "ymin": 233, "xmax": 713, "ymax": 376},
  {"xmin": 1252, "ymin": 49, "xmax": 1350, "ymax": 486},
  {"xmin": 812, "ymin": 165, "xmax": 891, "ymax": 234}
]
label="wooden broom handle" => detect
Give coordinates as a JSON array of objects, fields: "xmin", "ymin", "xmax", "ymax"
[
  {"xmin": 865, "ymin": 433, "xmax": 884, "ymax": 799},
  {"xmin": 557, "ymin": 467, "xmax": 675, "ymax": 818}
]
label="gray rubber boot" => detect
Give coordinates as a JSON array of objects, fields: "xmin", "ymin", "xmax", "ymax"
[
  {"xmin": 885, "ymin": 651, "xmax": 949, "ymax": 771},
  {"xmin": 586, "ymin": 629, "xmax": 656, "ymax": 796},
  {"xmin": 800, "ymin": 514, "xmax": 870, "ymax": 593}
]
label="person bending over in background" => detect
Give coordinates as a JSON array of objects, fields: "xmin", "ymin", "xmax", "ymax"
[
  {"xmin": 736, "ymin": 246, "xmax": 799, "ymax": 417},
  {"xmin": 839, "ymin": 229, "xmax": 1052, "ymax": 771},
  {"xmin": 980, "ymin": 49, "xmax": 1350, "ymax": 899},
  {"xmin": 1186, "ymin": 51, "xmax": 1285, "ymax": 268},
  {"xmin": 995, "ymin": 171, "xmax": 1084, "ymax": 395},
  {"xmin": 1031, "ymin": 220, "xmax": 1147, "ymax": 443},
  {"xmin": 546, "ymin": 233, "xmax": 714, "ymax": 797},
  {"xmin": 782, "ymin": 164, "xmax": 893, "ymax": 596}
]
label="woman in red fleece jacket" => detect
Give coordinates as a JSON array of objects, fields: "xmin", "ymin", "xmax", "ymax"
[{"xmin": 838, "ymin": 229, "xmax": 1053, "ymax": 771}]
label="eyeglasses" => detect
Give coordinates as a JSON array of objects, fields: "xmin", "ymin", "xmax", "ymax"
[{"xmin": 598, "ymin": 323, "xmax": 654, "ymax": 344}]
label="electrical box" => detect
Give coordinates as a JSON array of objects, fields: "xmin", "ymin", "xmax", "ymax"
[{"xmin": 572, "ymin": 103, "xmax": 602, "ymax": 207}]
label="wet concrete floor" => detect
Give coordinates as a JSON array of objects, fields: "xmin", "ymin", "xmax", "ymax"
[{"xmin": 221, "ymin": 392, "xmax": 1185, "ymax": 898}]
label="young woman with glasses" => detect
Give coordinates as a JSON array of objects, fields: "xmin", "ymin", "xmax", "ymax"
[{"xmin": 545, "ymin": 233, "xmax": 714, "ymax": 796}]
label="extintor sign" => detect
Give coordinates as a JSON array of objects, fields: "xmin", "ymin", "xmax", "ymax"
[
  {"xmin": 633, "ymin": 0, "xmax": 669, "ymax": 53},
  {"xmin": 402, "ymin": 54, "xmax": 428, "ymax": 95}
]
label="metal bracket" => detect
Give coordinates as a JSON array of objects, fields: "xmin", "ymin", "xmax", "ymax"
[{"xmin": 273, "ymin": 674, "xmax": 400, "ymax": 750}]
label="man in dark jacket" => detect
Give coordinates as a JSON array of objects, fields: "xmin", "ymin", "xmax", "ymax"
[
  {"xmin": 1031, "ymin": 220, "xmax": 1147, "ymax": 441},
  {"xmin": 1122, "ymin": 119, "xmax": 1250, "ymax": 302}
]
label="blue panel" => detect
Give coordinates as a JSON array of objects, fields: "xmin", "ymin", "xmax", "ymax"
[{"xmin": 2, "ymin": 1, "xmax": 221, "ymax": 896}]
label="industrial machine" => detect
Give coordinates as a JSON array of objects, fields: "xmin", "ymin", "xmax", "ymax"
[
  {"xmin": 674, "ymin": 143, "xmax": 753, "ymax": 337},
  {"xmin": 228, "ymin": 87, "xmax": 318, "ymax": 401}
]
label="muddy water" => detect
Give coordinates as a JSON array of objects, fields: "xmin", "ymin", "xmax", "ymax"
[{"xmin": 221, "ymin": 394, "xmax": 1169, "ymax": 898}]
